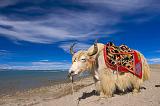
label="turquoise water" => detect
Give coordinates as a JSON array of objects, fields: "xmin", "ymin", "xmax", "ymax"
[{"xmin": 0, "ymin": 70, "xmax": 68, "ymax": 96}]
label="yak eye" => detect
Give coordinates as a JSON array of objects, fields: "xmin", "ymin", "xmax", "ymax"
[{"xmin": 81, "ymin": 58, "xmax": 86, "ymax": 62}]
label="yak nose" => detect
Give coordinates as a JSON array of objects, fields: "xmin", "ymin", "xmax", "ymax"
[
  {"xmin": 68, "ymin": 70, "xmax": 74, "ymax": 78},
  {"xmin": 69, "ymin": 70, "xmax": 74, "ymax": 75},
  {"xmin": 70, "ymin": 70, "xmax": 74, "ymax": 74}
]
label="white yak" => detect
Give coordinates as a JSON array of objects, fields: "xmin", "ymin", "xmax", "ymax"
[{"xmin": 68, "ymin": 41, "xmax": 150, "ymax": 97}]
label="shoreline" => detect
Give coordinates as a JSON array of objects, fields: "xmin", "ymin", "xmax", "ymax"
[
  {"xmin": 0, "ymin": 65, "xmax": 160, "ymax": 106},
  {"xmin": 0, "ymin": 70, "xmax": 90, "ymax": 97},
  {"xmin": 0, "ymin": 76, "xmax": 94, "ymax": 105}
]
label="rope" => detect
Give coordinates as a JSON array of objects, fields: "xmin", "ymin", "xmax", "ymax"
[
  {"xmin": 71, "ymin": 76, "xmax": 81, "ymax": 106},
  {"xmin": 116, "ymin": 64, "xmax": 119, "ymax": 79},
  {"xmin": 114, "ymin": 60, "xmax": 119, "ymax": 80},
  {"xmin": 71, "ymin": 76, "xmax": 75, "ymax": 95}
]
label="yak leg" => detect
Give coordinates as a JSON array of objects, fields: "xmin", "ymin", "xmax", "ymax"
[
  {"xmin": 93, "ymin": 79, "xmax": 106, "ymax": 99},
  {"xmin": 100, "ymin": 71, "xmax": 115, "ymax": 98},
  {"xmin": 93, "ymin": 72, "xmax": 101, "ymax": 95},
  {"xmin": 132, "ymin": 76, "xmax": 143, "ymax": 93},
  {"xmin": 93, "ymin": 79, "xmax": 109, "ymax": 98},
  {"xmin": 94, "ymin": 80, "xmax": 101, "ymax": 95}
]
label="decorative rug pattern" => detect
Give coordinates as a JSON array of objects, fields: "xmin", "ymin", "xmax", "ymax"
[{"xmin": 103, "ymin": 42, "xmax": 142, "ymax": 79}]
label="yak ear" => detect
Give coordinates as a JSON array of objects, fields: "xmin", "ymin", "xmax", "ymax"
[{"xmin": 87, "ymin": 40, "xmax": 98, "ymax": 56}]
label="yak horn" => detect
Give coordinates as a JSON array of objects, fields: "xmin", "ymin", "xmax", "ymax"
[
  {"xmin": 70, "ymin": 43, "xmax": 76, "ymax": 55},
  {"xmin": 88, "ymin": 40, "xmax": 98, "ymax": 56}
]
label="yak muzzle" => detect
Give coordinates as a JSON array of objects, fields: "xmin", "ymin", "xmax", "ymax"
[{"xmin": 68, "ymin": 70, "xmax": 74, "ymax": 79}]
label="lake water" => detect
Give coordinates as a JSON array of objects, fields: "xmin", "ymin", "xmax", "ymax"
[{"xmin": 0, "ymin": 70, "xmax": 69, "ymax": 96}]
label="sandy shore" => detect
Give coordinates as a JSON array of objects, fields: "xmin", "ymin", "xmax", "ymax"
[{"xmin": 0, "ymin": 65, "xmax": 160, "ymax": 106}]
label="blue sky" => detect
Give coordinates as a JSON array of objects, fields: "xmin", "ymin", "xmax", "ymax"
[{"xmin": 0, "ymin": 0, "xmax": 160, "ymax": 70}]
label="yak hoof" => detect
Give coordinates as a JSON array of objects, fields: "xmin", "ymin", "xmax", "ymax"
[
  {"xmin": 100, "ymin": 92, "xmax": 112, "ymax": 99},
  {"xmin": 132, "ymin": 89, "xmax": 140, "ymax": 94}
]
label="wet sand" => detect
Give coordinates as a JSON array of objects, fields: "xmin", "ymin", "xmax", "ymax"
[{"xmin": 0, "ymin": 65, "xmax": 160, "ymax": 106}]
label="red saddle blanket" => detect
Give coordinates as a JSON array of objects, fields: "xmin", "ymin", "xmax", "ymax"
[{"xmin": 103, "ymin": 42, "xmax": 142, "ymax": 79}]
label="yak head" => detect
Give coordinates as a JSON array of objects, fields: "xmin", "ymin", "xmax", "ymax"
[{"xmin": 68, "ymin": 41, "xmax": 98, "ymax": 78}]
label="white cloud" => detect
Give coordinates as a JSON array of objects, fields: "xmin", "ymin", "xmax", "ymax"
[
  {"xmin": 78, "ymin": 0, "xmax": 159, "ymax": 13},
  {"xmin": 0, "ymin": 0, "xmax": 159, "ymax": 44},
  {"xmin": 0, "ymin": 64, "xmax": 11, "ymax": 69},
  {"xmin": 59, "ymin": 42, "xmax": 91, "ymax": 53},
  {"xmin": 155, "ymin": 50, "xmax": 160, "ymax": 53},
  {"xmin": 0, "ymin": 10, "xmax": 119, "ymax": 44},
  {"xmin": 0, "ymin": 0, "xmax": 45, "ymax": 8},
  {"xmin": 0, "ymin": 61, "xmax": 71, "ymax": 70},
  {"xmin": 0, "ymin": 0, "xmax": 19, "ymax": 7},
  {"xmin": 147, "ymin": 58, "xmax": 160, "ymax": 63},
  {"xmin": 40, "ymin": 60, "xmax": 49, "ymax": 62},
  {"xmin": 0, "ymin": 50, "xmax": 10, "ymax": 56},
  {"xmin": 0, "ymin": 17, "xmax": 71, "ymax": 43}
]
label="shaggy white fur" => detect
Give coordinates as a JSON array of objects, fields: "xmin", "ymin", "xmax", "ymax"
[
  {"xmin": 90, "ymin": 43, "xmax": 150, "ymax": 97},
  {"xmin": 69, "ymin": 43, "xmax": 150, "ymax": 97}
]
